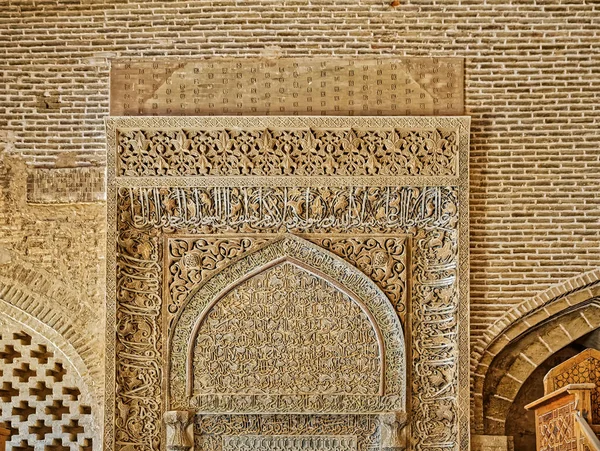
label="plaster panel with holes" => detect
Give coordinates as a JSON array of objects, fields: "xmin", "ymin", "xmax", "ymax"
[
  {"xmin": 110, "ymin": 58, "xmax": 464, "ymax": 117},
  {"xmin": 106, "ymin": 115, "xmax": 470, "ymax": 451},
  {"xmin": 0, "ymin": 314, "xmax": 99, "ymax": 451}
]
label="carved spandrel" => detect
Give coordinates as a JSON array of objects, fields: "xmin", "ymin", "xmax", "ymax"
[
  {"xmin": 166, "ymin": 237, "xmax": 273, "ymax": 323},
  {"xmin": 166, "ymin": 235, "xmax": 407, "ymax": 326}
]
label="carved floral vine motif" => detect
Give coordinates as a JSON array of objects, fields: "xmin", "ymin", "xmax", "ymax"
[
  {"xmin": 166, "ymin": 235, "xmax": 407, "ymax": 325},
  {"xmin": 315, "ymin": 237, "xmax": 408, "ymax": 320},
  {"xmin": 166, "ymin": 237, "xmax": 272, "ymax": 323},
  {"xmin": 117, "ymin": 128, "xmax": 458, "ymax": 177}
]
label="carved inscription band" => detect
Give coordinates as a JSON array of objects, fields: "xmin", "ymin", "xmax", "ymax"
[
  {"xmin": 222, "ymin": 435, "xmax": 358, "ymax": 451},
  {"xmin": 106, "ymin": 116, "xmax": 470, "ymax": 451}
]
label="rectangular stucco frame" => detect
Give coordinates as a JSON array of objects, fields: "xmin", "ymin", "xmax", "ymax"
[{"xmin": 105, "ymin": 116, "xmax": 470, "ymax": 451}]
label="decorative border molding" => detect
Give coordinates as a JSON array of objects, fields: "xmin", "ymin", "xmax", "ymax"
[
  {"xmin": 196, "ymin": 414, "xmax": 379, "ymax": 451},
  {"xmin": 106, "ymin": 116, "xmax": 470, "ymax": 451},
  {"xmin": 222, "ymin": 435, "xmax": 358, "ymax": 450}
]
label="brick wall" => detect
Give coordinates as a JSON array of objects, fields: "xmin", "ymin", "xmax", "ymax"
[{"xmin": 1, "ymin": 0, "xmax": 600, "ymax": 364}]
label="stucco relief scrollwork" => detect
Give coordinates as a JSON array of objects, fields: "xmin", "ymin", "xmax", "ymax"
[
  {"xmin": 411, "ymin": 228, "xmax": 459, "ymax": 448},
  {"xmin": 115, "ymin": 227, "xmax": 162, "ymax": 450},
  {"xmin": 166, "ymin": 237, "xmax": 273, "ymax": 324},
  {"xmin": 117, "ymin": 128, "xmax": 458, "ymax": 177},
  {"xmin": 166, "ymin": 235, "xmax": 407, "ymax": 325},
  {"xmin": 316, "ymin": 237, "xmax": 408, "ymax": 321},
  {"xmin": 169, "ymin": 236, "xmax": 405, "ymax": 414},
  {"xmin": 106, "ymin": 116, "xmax": 469, "ymax": 451}
]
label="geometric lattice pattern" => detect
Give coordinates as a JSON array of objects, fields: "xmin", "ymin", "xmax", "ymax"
[
  {"xmin": 538, "ymin": 401, "xmax": 577, "ymax": 451},
  {"xmin": 553, "ymin": 356, "xmax": 600, "ymax": 423},
  {"xmin": 0, "ymin": 315, "xmax": 94, "ymax": 451}
]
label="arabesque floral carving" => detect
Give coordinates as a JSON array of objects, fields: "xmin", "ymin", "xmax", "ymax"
[
  {"xmin": 106, "ymin": 116, "xmax": 469, "ymax": 451},
  {"xmin": 117, "ymin": 128, "xmax": 458, "ymax": 177},
  {"xmin": 166, "ymin": 235, "xmax": 407, "ymax": 325}
]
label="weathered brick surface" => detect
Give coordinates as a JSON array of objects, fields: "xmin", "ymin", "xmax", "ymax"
[
  {"xmin": 1, "ymin": 0, "xmax": 600, "ymax": 404},
  {"xmin": 0, "ymin": 153, "xmax": 106, "ymax": 400},
  {"xmin": 27, "ymin": 167, "xmax": 105, "ymax": 204}
]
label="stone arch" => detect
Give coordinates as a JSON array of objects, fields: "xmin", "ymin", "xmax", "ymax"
[
  {"xmin": 471, "ymin": 267, "xmax": 600, "ymax": 433},
  {"xmin": 169, "ymin": 234, "xmax": 406, "ymax": 414},
  {"xmin": 0, "ymin": 250, "xmax": 104, "ymax": 402},
  {"xmin": 477, "ymin": 299, "xmax": 600, "ymax": 436}
]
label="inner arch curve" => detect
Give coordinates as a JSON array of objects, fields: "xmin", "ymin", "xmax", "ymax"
[{"xmin": 169, "ymin": 234, "xmax": 406, "ymax": 414}]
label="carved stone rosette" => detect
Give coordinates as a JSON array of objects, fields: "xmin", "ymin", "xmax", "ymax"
[{"xmin": 105, "ymin": 116, "xmax": 470, "ymax": 451}]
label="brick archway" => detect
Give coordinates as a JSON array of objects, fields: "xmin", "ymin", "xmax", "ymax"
[
  {"xmin": 0, "ymin": 250, "xmax": 104, "ymax": 402},
  {"xmin": 471, "ymin": 268, "xmax": 600, "ymax": 435},
  {"xmin": 482, "ymin": 302, "xmax": 600, "ymax": 435}
]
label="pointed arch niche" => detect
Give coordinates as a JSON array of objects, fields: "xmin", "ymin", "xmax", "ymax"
[
  {"xmin": 169, "ymin": 235, "xmax": 406, "ymax": 414},
  {"xmin": 106, "ymin": 115, "xmax": 470, "ymax": 451}
]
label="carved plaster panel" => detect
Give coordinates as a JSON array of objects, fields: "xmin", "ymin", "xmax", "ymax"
[
  {"xmin": 119, "ymin": 186, "xmax": 457, "ymax": 234},
  {"xmin": 116, "ymin": 128, "xmax": 458, "ymax": 177},
  {"xmin": 195, "ymin": 415, "xmax": 378, "ymax": 451},
  {"xmin": 191, "ymin": 262, "xmax": 380, "ymax": 396},
  {"xmin": 0, "ymin": 314, "xmax": 98, "ymax": 451},
  {"xmin": 170, "ymin": 235, "xmax": 405, "ymax": 414},
  {"xmin": 222, "ymin": 435, "xmax": 357, "ymax": 451},
  {"xmin": 106, "ymin": 116, "xmax": 470, "ymax": 451}
]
